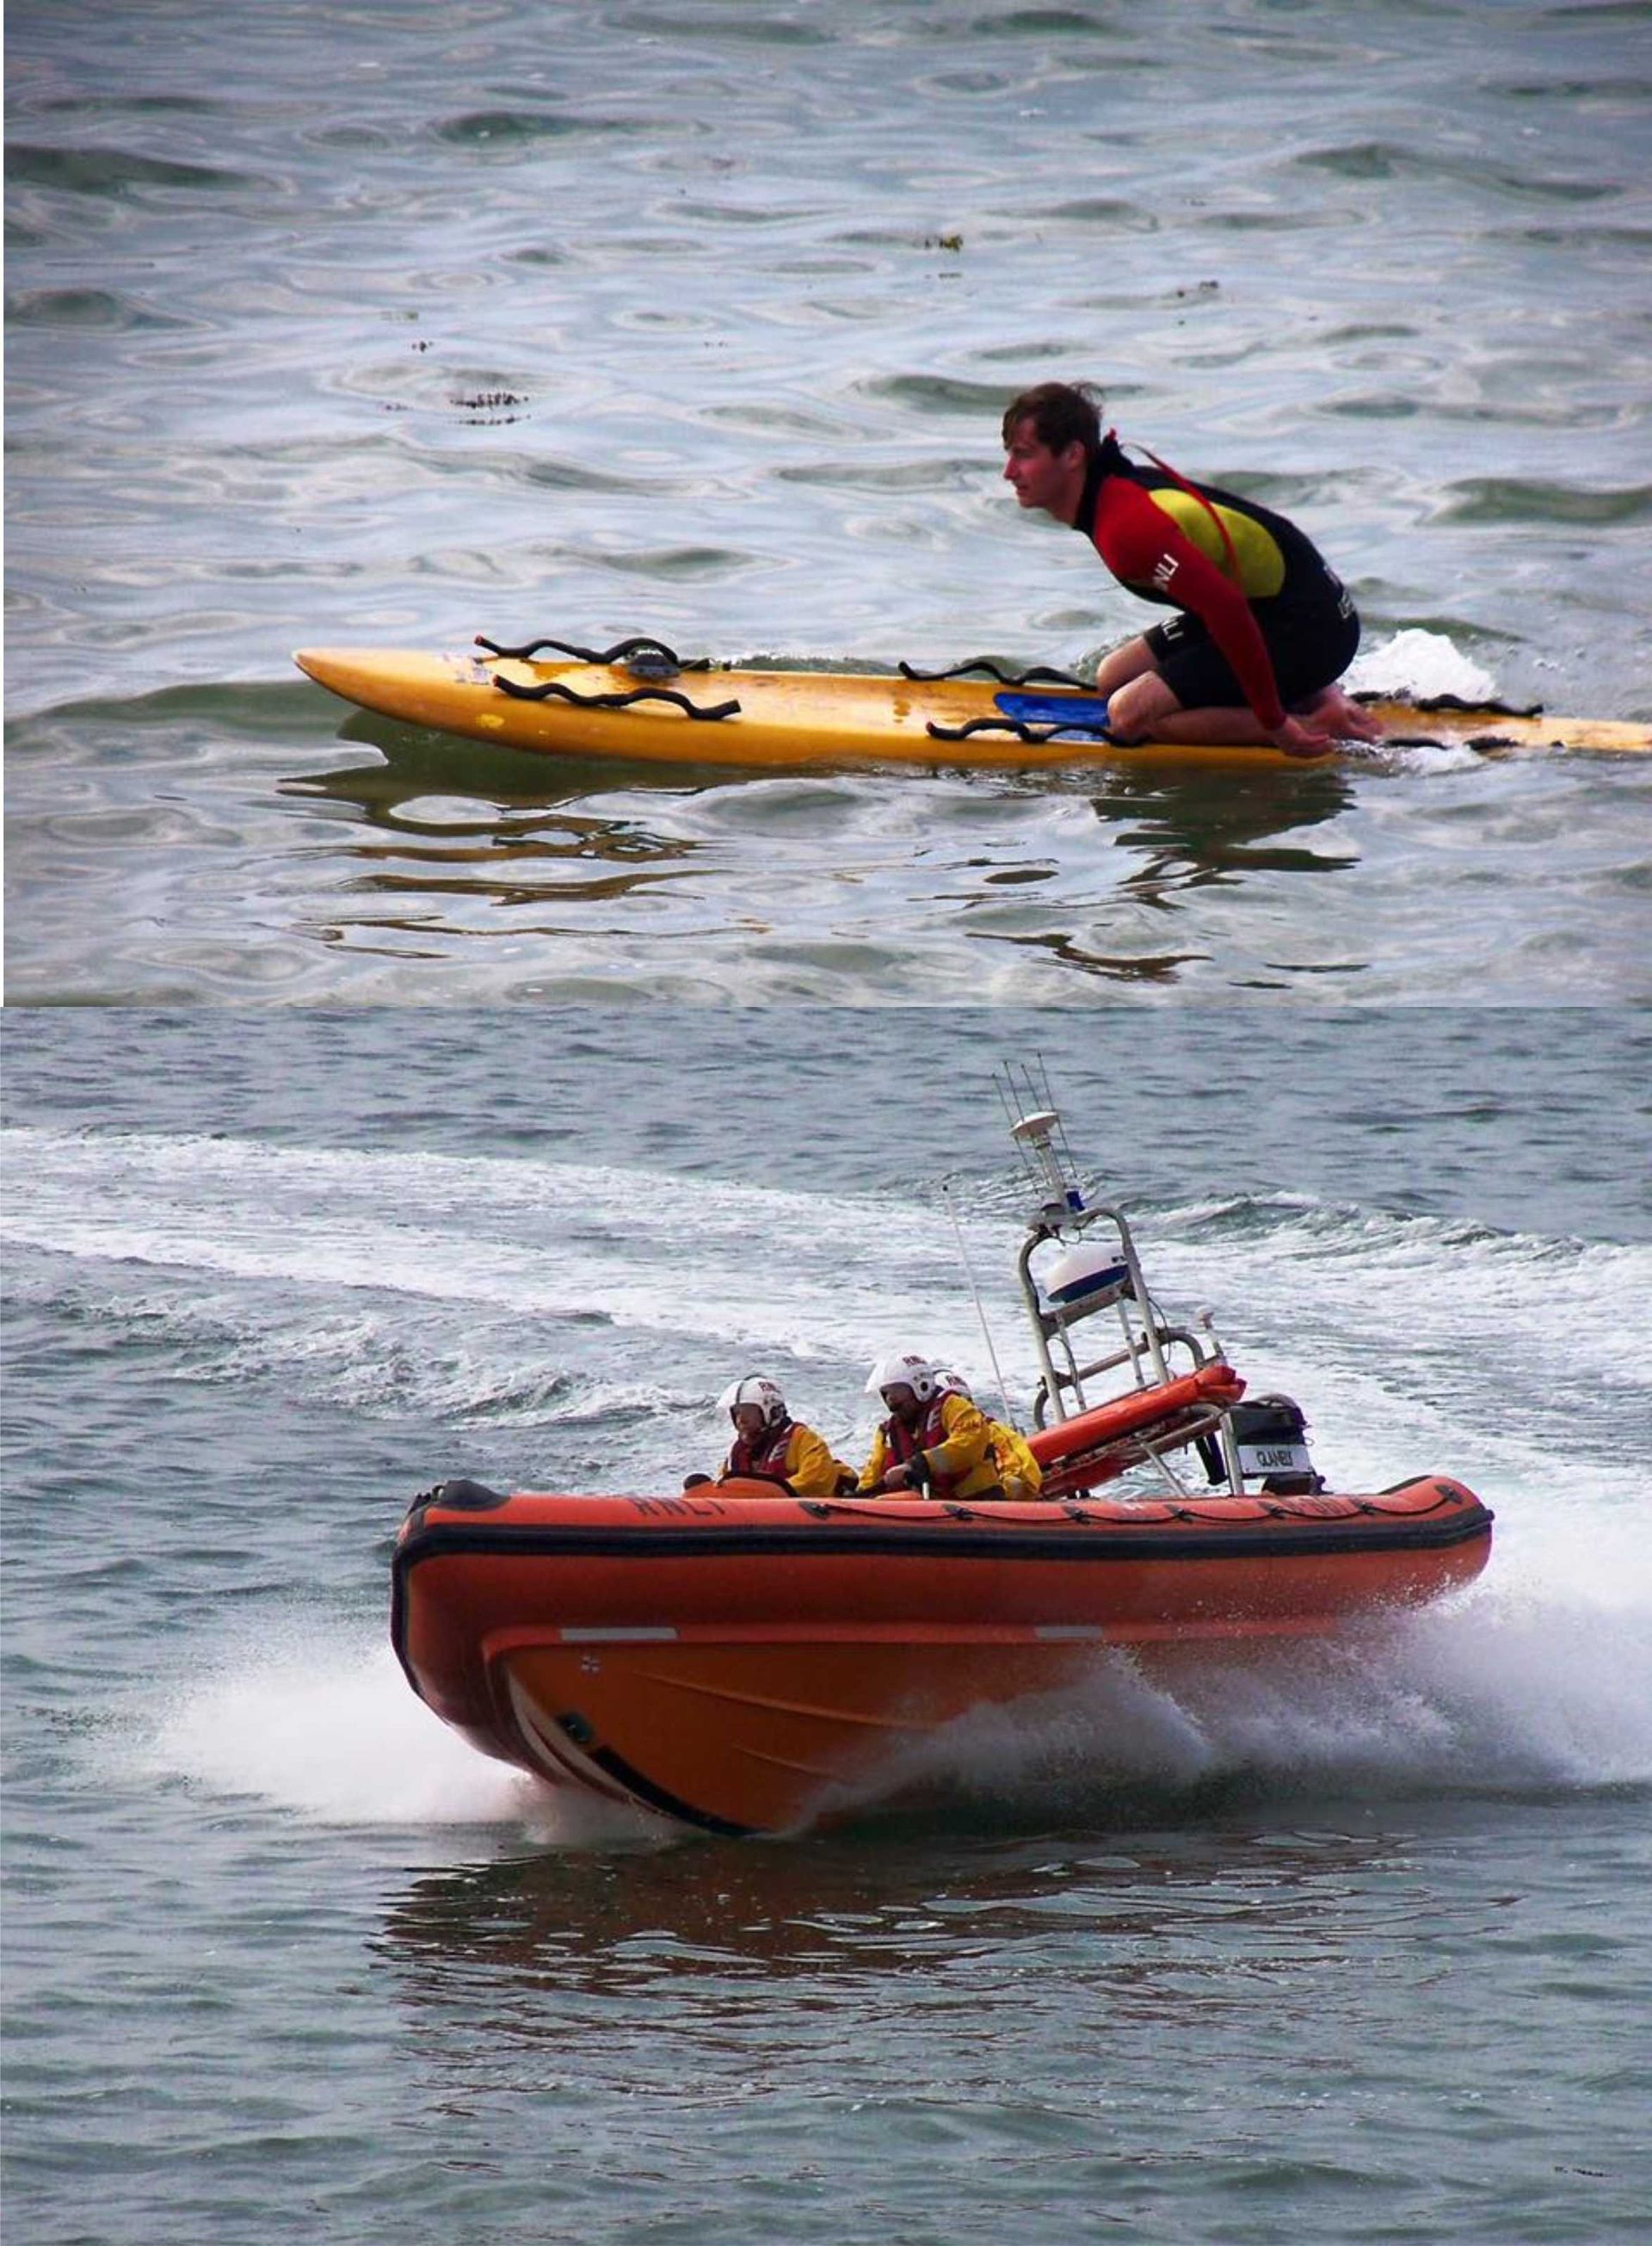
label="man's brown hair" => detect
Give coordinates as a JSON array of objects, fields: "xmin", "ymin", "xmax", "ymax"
[{"xmin": 1001, "ymin": 380, "xmax": 1106, "ymax": 455}]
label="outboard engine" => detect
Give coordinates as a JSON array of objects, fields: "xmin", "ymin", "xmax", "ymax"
[{"xmin": 1199, "ymin": 1394, "xmax": 1323, "ymax": 1494}]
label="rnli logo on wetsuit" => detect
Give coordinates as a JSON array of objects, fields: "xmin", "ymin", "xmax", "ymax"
[{"xmin": 1151, "ymin": 552, "xmax": 1180, "ymax": 592}]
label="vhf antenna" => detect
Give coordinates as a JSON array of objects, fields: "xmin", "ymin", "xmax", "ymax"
[{"xmin": 993, "ymin": 1058, "xmax": 1088, "ymax": 1219}]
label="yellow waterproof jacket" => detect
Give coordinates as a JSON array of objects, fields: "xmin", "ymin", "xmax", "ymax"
[
  {"xmin": 985, "ymin": 1416, "xmax": 1044, "ymax": 1502},
  {"xmin": 722, "ymin": 1419, "xmax": 850, "ymax": 1502},
  {"xmin": 859, "ymin": 1391, "xmax": 1000, "ymax": 1500}
]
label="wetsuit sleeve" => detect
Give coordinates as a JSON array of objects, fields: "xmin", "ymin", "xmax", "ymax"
[
  {"xmin": 858, "ymin": 1426, "xmax": 891, "ymax": 1493},
  {"xmin": 922, "ymin": 1395, "xmax": 994, "ymax": 1482},
  {"xmin": 784, "ymin": 1423, "xmax": 843, "ymax": 1502},
  {"xmin": 1094, "ymin": 480, "xmax": 1287, "ymax": 730}
]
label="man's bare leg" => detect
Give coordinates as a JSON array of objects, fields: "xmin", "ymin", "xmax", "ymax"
[
  {"xmin": 1108, "ymin": 670, "xmax": 1281, "ymax": 747},
  {"xmin": 1088, "ymin": 636, "xmax": 1162, "ymax": 695},
  {"xmin": 1107, "ymin": 669, "xmax": 1379, "ymax": 754}
]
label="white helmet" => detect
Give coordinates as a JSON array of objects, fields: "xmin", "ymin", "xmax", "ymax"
[
  {"xmin": 866, "ymin": 1352, "xmax": 940, "ymax": 1404},
  {"xmin": 934, "ymin": 1367, "xmax": 972, "ymax": 1398},
  {"xmin": 718, "ymin": 1373, "xmax": 788, "ymax": 1427}
]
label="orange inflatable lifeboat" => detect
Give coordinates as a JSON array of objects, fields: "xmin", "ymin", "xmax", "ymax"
[
  {"xmin": 390, "ymin": 1071, "xmax": 1494, "ymax": 1836},
  {"xmin": 393, "ymin": 1471, "xmax": 1491, "ymax": 1836}
]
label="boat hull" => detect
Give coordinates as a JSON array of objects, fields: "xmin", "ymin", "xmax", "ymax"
[
  {"xmin": 294, "ymin": 646, "xmax": 1651, "ymax": 770},
  {"xmin": 392, "ymin": 1476, "xmax": 1494, "ymax": 1835}
]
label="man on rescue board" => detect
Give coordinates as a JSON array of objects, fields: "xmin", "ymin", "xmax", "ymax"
[{"xmin": 1002, "ymin": 380, "xmax": 1383, "ymax": 756}]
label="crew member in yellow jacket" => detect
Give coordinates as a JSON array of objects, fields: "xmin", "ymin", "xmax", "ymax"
[
  {"xmin": 860, "ymin": 1353, "xmax": 1008, "ymax": 1501},
  {"xmin": 700, "ymin": 1374, "xmax": 853, "ymax": 1501},
  {"xmin": 936, "ymin": 1370, "xmax": 1045, "ymax": 1502}
]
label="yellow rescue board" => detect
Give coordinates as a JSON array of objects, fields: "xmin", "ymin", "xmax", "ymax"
[{"xmin": 294, "ymin": 646, "xmax": 1651, "ymax": 772}]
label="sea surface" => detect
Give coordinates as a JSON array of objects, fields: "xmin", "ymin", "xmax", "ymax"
[
  {"xmin": 3, "ymin": 1009, "xmax": 1650, "ymax": 2243},
  {"xmin": 5, "ymin": 0, "xmax": 1651, "ymax": 1003},
  {"xmin": 4, "ymin": 4, "xmax": 1651, "ymax": 2243}
]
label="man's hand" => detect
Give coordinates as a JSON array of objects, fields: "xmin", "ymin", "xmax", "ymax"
[{"xmin": 1271, "ymin": 713, "xmax": 1337, "ymax": 758}]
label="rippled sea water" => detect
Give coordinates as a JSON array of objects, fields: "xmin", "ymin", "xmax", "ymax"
[
  {"xmin": 5, "ymin": 0, "xmax": 1651, "ymax": 1000},
  {"xmin": 4, "ymin": 1009, "xmax": 1650, "ymax": 2243},
  {"xmin": 5, "ymin": 4, "xmax": 1652, "ymax": 2242}
]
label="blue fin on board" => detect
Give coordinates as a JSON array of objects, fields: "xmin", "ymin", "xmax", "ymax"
[{"xmin": 994, "ymin": 690, "xmax": 1113, "ymax": 732}]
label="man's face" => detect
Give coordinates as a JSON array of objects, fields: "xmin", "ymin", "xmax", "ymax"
[
  {"xmin": 881, "ymin": 1383, "xmax": 920, "ymax": 1425},
  {"xmin": 732, "ymin": 1403, "xmax": 767, "ymax": 1439},
  {"xmin": 1002, "ymin": 417, "xmax": 1082, "ymax": 515}
]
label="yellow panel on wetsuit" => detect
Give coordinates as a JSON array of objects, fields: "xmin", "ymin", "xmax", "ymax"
[{"xmin": 1147, "ymin": 489, "xmax": 1287, "ymax": 598}]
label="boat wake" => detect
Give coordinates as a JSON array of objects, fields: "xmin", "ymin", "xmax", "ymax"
[
  {"xmin": 128, "ymin": 1620, "xmax": 666, "ymax": 1848},
  {"xmin": 1344, "ymin": 626, "xmax": 1501, "ymax": 707},
  {"xmin": 898, "ymin": 1583, "xmax": 1652, "ymax": 1827}
]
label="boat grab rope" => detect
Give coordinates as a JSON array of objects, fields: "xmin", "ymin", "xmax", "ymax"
[
  {"xmin": 899, "ymin": 657, "xmax": 1090, "ymax": 688},
  {"xmin": 475, "ymin": 632, "xmax": 713, "ymax": 673},
  {"xmin": 473, "ymin": 632, "xmax": 741, "ymax": 719},
  {"xmin": 774, "ymin": 1486, "xmax": 1471, "ymax": 1529},
  {"xmin": 492, "ymin": 675, "xmax": 742, "ymax": 719},
  {"xmin": 926, "ymin": 715, "xmax": 1114, "ymax": 744},
  {"xmin": 1353, "ymin": 688, "xmax": 1542, "ymax": 719},
  {"xmin": 1382, "ymin": 731, "xmax": 1529, "ymax": 753},
  {"xmin": 1047, "ymin": 1487, "xmax": 1471, "ymax": 1526}
]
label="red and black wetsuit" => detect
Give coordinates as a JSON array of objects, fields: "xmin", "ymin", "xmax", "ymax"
[{"xmin": 1078, "ymin": 432, "xmax": 1360, "ymax": 728}]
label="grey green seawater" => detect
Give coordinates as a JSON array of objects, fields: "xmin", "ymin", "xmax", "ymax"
[
  {"xmin": 5, "ymin": 1, "xmax": 1651, "ymax": 2238},
  {"xmin": 5, "ymin": 0, "xmax": 1651, "ymax": 1002},
  {"xmin": 3, "ymin": 1009, "xmax": 1649, "ymax": 2243}
]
